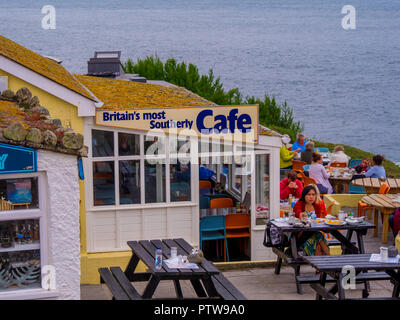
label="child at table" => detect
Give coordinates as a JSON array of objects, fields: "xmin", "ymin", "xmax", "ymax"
[{"xmin": 293, "ymin": 185, "xmax": 330, "ymax": 256}]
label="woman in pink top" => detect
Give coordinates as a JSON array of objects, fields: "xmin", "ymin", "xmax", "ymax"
[{"xmin": 308, "ymin": 153, "xmax": 334, "ymax": 194}]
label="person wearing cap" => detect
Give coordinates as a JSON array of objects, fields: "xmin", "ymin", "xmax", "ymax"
[
  {"xmin": 280, "ymin": 134, "xmax": 301, "ymax": 169},
  {"xmin": 292, "ymin": 133, "xmax": 308, "ymax": 153}
]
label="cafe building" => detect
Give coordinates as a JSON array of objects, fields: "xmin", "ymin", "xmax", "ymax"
[{"xmin": 0, "ymin": 35, "xmax": 282, "ymax": 286}]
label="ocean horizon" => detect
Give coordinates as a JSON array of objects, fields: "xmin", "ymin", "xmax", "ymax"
[{"xmin": 1, "ymin": 0, "xmax": 399, "ymax": 164}]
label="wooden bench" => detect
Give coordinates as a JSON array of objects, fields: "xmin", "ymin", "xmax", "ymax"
[
  {"xmin": 211, "ymin": 273, "xmax": 247, "ymax": 300},
  {"xmin": 298, "ymin": 271, "xmax": 391, "ymax": 285},
  {"xmin": 99, "ymin": 267, "xmax": 142, "ymax": 300}
]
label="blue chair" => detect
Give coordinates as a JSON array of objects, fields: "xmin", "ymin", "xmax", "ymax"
[
  {"xmin": 200, "ymin": 188, "xmax": 211, "ymax": 196},
  {"xmin": 349, "ymin": 182, "xmax": 365, "ymax": 194},
  {"xmin": 205, "ymin": 194, "xmax": 228, "ymax": 200},
  {"xmin": 200, "ymin": 196, "xmax": 210, "ymax": 209},
  {"xmin": 314, "ymin": 147, "xmax": 329, "ymax": 153},
  {"xmin": 200, "ymin": 196, "xmax": 210, "ymax": 218},
  {"xmin": 200, "ymin": 215, "xmax": 229, "ymax": 262},
  {"xmin": 349, "ymin": 159, "xmax": 362, "ymax": 168},
  {"xmin": 303, "ymin": 165, "xmax": 310, "ymax": 172}
]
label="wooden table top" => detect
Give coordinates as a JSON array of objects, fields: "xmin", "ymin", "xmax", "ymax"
[
  {"xmin": 328, "ymin": 175, "xmax": 353, "ymax": 181},
  {"xmin": 127, "ymin": 238, "xmax": 219, "ymax": 276},
  {"xmin": 303, "ymin": 254, "xmax": 400, "ymax": 272},
  {"xmin": 361, "ymin": 194, "xmax": 400, "ymax": 210},
  {"xmin": 270, "ymin": 220, "xmax": 375, "ymax": 233},
  {"xmin": 352, "ymin": 177, "xmax": 400, "ymax": 190}
]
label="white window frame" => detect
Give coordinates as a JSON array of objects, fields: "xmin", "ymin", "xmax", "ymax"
[
  {"xmin": 252, "ymin": 150, "xmax": 272, "ymax": 230},
  {"xmin": 86, "ymin": 125, "xmax": 196, "ymax": 211},
  {"xmin": 0, "ymin": 171, "xmax": 53, "ymax": 298}
]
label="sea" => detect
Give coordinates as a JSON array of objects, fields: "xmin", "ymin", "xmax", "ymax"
[{"xmin": 0, "ymin": 0, "xmax": 399, "ymax": 164}]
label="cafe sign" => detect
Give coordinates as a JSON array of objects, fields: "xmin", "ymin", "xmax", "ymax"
[
  {"xmin": 0, "ymin": 143, "xmax": 37, "ymax": 174},
  {"xmin": 96, "ymin": 105, "xmax": 259, "ymax": 143}
]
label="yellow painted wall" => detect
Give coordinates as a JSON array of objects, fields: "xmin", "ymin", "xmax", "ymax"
[
  {"xmin": 0, "ymin": 70, "xmax": 90, "ymax": 274},
  {"xmin": 81, "ymin": 251, "xmax": 147, "ymax": 284},
  {"xmin": 323, "ymin": 194, "xmax": 365, "ymax": 216}
]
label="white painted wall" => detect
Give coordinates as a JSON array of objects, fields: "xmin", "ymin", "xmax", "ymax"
[{"xmin": 37, "ymin": 150, "xmax": 81, "ymax": 300}]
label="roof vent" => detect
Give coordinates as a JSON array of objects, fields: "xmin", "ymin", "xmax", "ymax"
[
  {"xmin": 87, "ymin": 51, "xmax": 124, "ymax": 77},
  {"xmin": 44, "ymin": 55, "xmax": 63, "ymax": 64},
  {"xmin": 87, "ymin": 51, "xmax": 147, "ymax": 82}
]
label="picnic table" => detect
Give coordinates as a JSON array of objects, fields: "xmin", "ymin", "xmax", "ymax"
[
  {"xmin": 361, "ymin": 194, "xmax": 400, "ymax": 243},
  {"xmin": 328, "ymin": 175, "xmax": 353, "ymax": 193},
  {"xmin": 303, "ymin": 254, "xmax": 399, "ymax": 300},
  {"xmin": 264, "ymin": 220, "xmax": 375, "ymax": 294},
  {"xmin": 98, "ymin": 238, "xmax": 246, "ymax": 300},
  {"xmin": 352, "ymin": 177, "xmax": 400, "ymax": 194}
]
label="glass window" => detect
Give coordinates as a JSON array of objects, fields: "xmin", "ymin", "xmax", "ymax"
[
  {"xmin": 170, "ymin": 136, "xmax": 190, "ymax": 156},
  {"xmin": 144, "ymin": 135, "xmax": 165, "ymax": 156},
  {"xmin": 92, "ymin": 130, "xmax": 114, "ymax": 157},
  {"xmin": 255, "ymin": 154, "xmax": 270, "ymax": 225},
  {"xmin": 0, "ymin": 178, "xmax": 39, "ymax": 211},
  {"xmin": 221, "ymin": 163, "xmax": 229, "ymax": 189},
  {"xmin": 170, "ymin": 160, "xmax": 191, "ymax": 202},
  {"xmin": 145, "ymin": 161, "xmax": 165, "ymax": 203},
  {"xmin": 118, "ymin": 133, "xmax": 140, "ymax": 156},
  {"xmin": 0, "ymin": 219, "xmax": 41, "ymax": 291},
  {"xmin": 93, "ymin": 161, "xmax": 115, "ymax": 206},
  {"xmin": 198, "ymin": 138, "xmax": 210, "ymax": 155},
  {"xmin": 119, "ymin": 160, "xmax": 140, "ymax": 205}
]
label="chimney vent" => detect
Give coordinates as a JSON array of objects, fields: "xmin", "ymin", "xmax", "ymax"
[{"xmin": 87, "ymin": 51, "xmax": 124, "ymax": 77}]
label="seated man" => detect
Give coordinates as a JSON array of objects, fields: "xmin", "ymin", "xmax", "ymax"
[
  {"xmin": 280, "ymin": 170, "xmax": 304, "ymax": 200},
  {"xmin": 389, "ymin": 208, "xmax": 400, "ymax": 240},
  {"xmin": 292, "ymin": 133, "xmax": 308, "ymax": 153}
]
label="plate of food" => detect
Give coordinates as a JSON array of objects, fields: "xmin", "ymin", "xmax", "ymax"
[
  {"xmin": 345, "ymin": 217, "xmax": 365, "ymax": 225},
  {"xmin": 315, "ymin": 218, "xmax": 327, "ymax": 224},
  {"xmin": 325, "ymin": 219, "xmax": 346, "ymax": 226}
]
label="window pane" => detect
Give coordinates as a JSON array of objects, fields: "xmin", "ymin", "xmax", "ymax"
[
  {"xmin": 256, "ymin": 154, "xmax": 270, "ymax": 225},
  {"xmin": 169, "ymin": 136, "xmax": 190, "ymax": 156},
  {"xmin": 0, "ymin": 178, "xmax": 39, "ymax": 211},
  {"xmin": 93, "ymin": 161, "xmax": 115, "ymax": 206},
  {"xmin": 170, "ymin": 160, "xmax": 191, "ymax": 202},
  {"xmin": 0, "ymin": 219, "xmax": 41, "ymax": 291},
  {"xmin": 144, "ymin": 135, "xmax": 165, "ymax": 156},
  {"xmin": 118, "ymin": 133, "xmax": 140, "ymax": 156},
  {"xmin": 221, "ymin": 164, "xmax": 229, "ymax": 189},
  {"xmin": 145, "ymin": 161, "xmax": 165, "ymax": 203},
  {"xmin": 119, "ymin": 160, "xmax": 140, "ymax": 204},
  {"xmin": 92, "ymin": 130, "xmax": 114, "ymax": 157}
]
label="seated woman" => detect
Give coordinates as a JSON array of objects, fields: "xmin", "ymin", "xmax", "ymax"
[
  {"xmin": 293, "ymin": 185, "xmax": 330, "ymax": 256},
  {"xmin": 280, "ymin": 170, "xmax": 304, "ymax": 200},
  {"xmin": 309, "ymin": 183, "xmax": 327, "ymax": 216},
  {"xmin": 309, "ymin": 153, "xmax": 334, "ymax": 194},
  {"xmin": 353, "ymin": 157, "xmax": 370, "ymax": 173},
  {"xmin": 365, "ymin": 154, "xmax": 386, "ymax": 179},
  {"xmin": 280, "ymin": 134, "xmax": 300, "ymax": 169},
  {"xmin": 330, "ymin": 145, "xmax": 350, "ymax": 166},
  {"xmin": 300, "ymin": 141, "xmax": 314, "ymax": 165}
]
